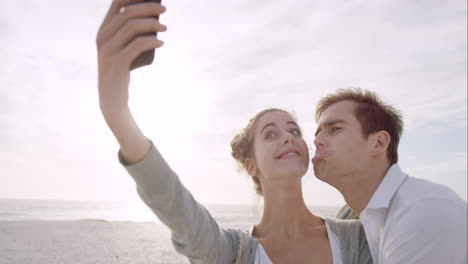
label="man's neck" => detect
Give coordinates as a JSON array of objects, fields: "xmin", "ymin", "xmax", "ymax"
[{"xmin": 339, "ymin": 163, "xmax": 391, "ymax": 214}]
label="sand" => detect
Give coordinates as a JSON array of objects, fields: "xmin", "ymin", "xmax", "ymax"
[{"xmin": 0, "ymin": 221, "xmax": 190, "ymax": 264}]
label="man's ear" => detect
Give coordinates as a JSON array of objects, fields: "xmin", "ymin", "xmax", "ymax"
[
  {"xmin": 372, "ymin": 130, "xmax": 391, "ymax": 156},
  {"xmin": 245, "ymin": 158, "xmax": 258, "ymax": 177}
]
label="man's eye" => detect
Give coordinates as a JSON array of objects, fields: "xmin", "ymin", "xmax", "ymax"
[{"xmin": 331, "ymin": 127, "xmax": 342, "ymax": 132}]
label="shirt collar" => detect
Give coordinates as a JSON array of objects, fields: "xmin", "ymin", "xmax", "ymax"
[{"xmin": 365, "ymin": 164, "xmax": 407, "ymax": 209}]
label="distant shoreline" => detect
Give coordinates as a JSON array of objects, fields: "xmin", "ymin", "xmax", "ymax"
[{"xmin": 0, "ymin": 199, "xmax": 341, "ymax": 222}]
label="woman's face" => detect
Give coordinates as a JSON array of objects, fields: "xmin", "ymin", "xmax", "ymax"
[{"xmin": 249, "ymin": 111, "xmax": 310, "ymax": 181}]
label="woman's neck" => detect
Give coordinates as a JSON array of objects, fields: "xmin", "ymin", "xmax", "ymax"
[{"xmin": 253, "ymin": 179, "xmax": 323, "ymax": 240}]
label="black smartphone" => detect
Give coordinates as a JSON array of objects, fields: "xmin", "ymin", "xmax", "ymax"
[{"xmin": 129, "ymin": 0, "xmax": 162, "ymax": 70}]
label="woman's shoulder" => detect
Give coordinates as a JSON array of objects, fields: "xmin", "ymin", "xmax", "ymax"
[
  {"xmin": 322, "ymin": 218, "xmax": 367, "ymax": 245},
  {"xmin": 323, "ymin": 218, "xmax": 363, "ymax": 232},
  {"xmin": 224, "ymin": 228, "xmax": 259, "ymax": 264},
  {"xmin": 323, "ymin": 218, "xmax": 373, "ymax": 264}
]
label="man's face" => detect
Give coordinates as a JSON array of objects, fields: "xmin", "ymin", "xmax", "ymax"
[{"xmin": 312, "ymin": 100, "xmax": 373, "ymax": 185}]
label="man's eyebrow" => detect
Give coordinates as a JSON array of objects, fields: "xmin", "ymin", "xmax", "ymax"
[{"xmin": 314, "ymin": 119, "xmax": 346, "ymax": 136}]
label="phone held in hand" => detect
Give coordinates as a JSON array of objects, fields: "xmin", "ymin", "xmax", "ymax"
[{"xmin": 129, "ymin": 0, "xmax": 162, "ymax": 71}]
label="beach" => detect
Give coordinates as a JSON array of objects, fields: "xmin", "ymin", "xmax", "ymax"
[
  {"xmin": 0, "ymin": 220, "xmax": 189, "ymax": 264},
  {"xmin": 0, "ymin": 200, "xmax": 341, "ymax": 263}
]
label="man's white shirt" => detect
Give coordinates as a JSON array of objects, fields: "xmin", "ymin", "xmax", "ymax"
[{"xmin": 359, "ymin": 164, "xmax": 467, "ymax": 264}]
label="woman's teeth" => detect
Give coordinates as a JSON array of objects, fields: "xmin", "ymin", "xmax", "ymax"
[{"xmin": 282, "ymin": 152, "xmax": 298, "ymax": 158}]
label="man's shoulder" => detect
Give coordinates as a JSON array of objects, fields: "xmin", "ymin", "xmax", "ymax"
[
  {"xmin": 379, "ymin": 176, "xmax": 467, "ymax": 264},
  {"xmin": 389, "ymin": 174, "xmax": 466, "ymax": 217},
  {"xmin": 397, "ymin": 175, "xmax": 463, "ymax": 202}
]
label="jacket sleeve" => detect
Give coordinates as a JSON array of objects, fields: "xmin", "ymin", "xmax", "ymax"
[{"xmin": 118, "ymin": 141, "xmax": 238, "ymax": 263}]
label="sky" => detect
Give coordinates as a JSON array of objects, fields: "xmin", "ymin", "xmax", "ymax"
[{"xmin": 1, "ymin": 0, "xmax": 466, "ymax": 206}]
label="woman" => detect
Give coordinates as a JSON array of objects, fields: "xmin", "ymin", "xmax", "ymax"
[{"xmin": 96, "ymin": 1, "xmax": 372, "ymax": 263}]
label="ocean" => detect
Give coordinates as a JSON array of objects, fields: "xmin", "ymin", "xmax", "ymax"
[{"xmin": 0, "ymin": 199, "xmax": 341, "ymax": 226}]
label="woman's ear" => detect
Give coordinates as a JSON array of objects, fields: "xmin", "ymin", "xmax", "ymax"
[
  {"xmin": 372, "ymin": 130, "xmax": 391, "ymax": 157},
  {"xmin": 245, "ymin": 158, "xmax": 258, "ymax": 177}
]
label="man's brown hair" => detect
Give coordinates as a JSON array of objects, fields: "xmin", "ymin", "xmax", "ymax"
[{"xmin": 315, "ymin": 88, "xmax": 404, "ymax": 164}]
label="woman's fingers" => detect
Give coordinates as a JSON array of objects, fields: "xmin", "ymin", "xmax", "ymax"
[
  {"xmin": 98, "ymin": 16, "xmax": 166, "ymax": 65},
  {"xmin": 97, "ymin": 2, "xmax": 166, "ymax": 50},
  {"xmin": 107, "ymin": 17, "xmax": 166, "ymax": 54},
  {"xmin": 120, "ymin": 35, "xmax": 164, "ymax": 68},
  {"xmin": 97, "ymin": 0, "xmax": 167, "ymax": 71},
  {"xmin": 100, "ymin": 0, "xmax": 144, "ymax": 28}
]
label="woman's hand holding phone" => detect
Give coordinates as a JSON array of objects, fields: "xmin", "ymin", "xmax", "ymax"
[{"xmin": 96, "ymin": 0, "xmax": 166, "ymax": 115}]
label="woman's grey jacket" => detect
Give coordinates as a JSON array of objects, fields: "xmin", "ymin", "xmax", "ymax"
[{"xmin": 118, "ymin": 141, "xmax": 372, "ymax": 264}]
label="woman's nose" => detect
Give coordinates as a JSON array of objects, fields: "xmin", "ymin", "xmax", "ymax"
[{"xmin": 283, "ymin": 133, "xmax": 294, "ymax": 144}]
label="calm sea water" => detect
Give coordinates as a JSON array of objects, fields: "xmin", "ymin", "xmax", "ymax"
[{"xmin": 0, "ymin": 199, "xmax": 341, "ymax": 226}]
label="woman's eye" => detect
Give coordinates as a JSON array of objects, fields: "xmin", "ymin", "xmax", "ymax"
[
  {"xmin": 265, "ymin": 131, "xmax": 277, "ymax": 139},
  {"xmin": 290, "ymin": 129, "xmax": 302, "ymax": 136}
]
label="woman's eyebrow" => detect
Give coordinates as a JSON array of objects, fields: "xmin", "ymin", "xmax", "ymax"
[
  {"xmin": 261, "ymin": 121, "xmax": 299, "ymax": 134},
  {"xmin": 261, "ymin": 123, "xmax": 277, "ymax": 134},
  {"xmin": 287, "ymin": 121, "xmax": 299, "ymax": 128}
]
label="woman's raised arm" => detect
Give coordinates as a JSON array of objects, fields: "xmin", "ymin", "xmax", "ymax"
[
  {"xmin": 96, "ymin": 0, "xmax": 166, "ymax": 164},
  {"xmin": 95, "ymin": 2, "xmax": 244, "ymax": 263}
]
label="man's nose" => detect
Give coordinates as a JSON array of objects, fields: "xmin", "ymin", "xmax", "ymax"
[{"xmin": 313, "ymin": 134, "xmax": 326, "ymax": 148}]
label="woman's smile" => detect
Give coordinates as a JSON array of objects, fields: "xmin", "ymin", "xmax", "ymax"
[{"xmin": 276, "ymin": 149, "xmax": 301, "ymax": 159}]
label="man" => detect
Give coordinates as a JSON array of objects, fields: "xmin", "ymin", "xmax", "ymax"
[{"xmin": 312, "ymin": 88, "xmax": 467, "ymax": 263}]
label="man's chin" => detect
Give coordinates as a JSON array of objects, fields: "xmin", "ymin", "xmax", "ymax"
[
  {"xmin": 313, "ymin": 165, "xmax": 333, "ymax": 183},
  {"xmin": 314, "ymin": 172, "xmax": 327, "ymax": 182}
]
